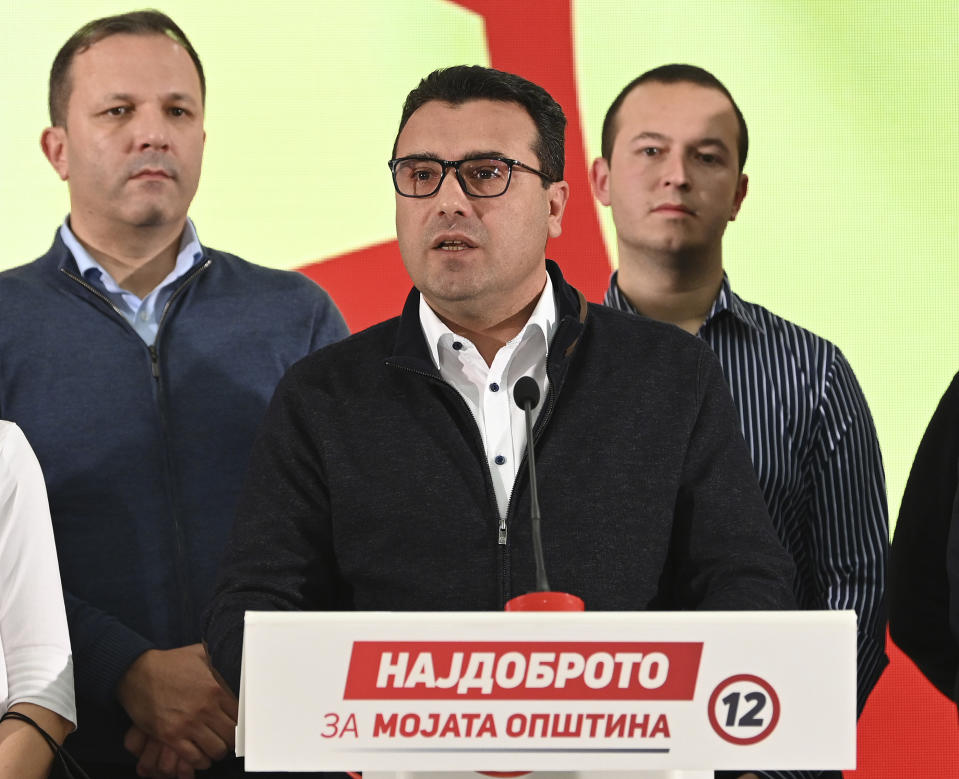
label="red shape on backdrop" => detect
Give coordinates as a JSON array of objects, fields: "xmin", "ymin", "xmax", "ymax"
[
  {"xmin": 300, "ymin": 239, "xmax": 409, "ymax": 332},
  {"xmin": 299, "ymin": 0, "xmax": 611, "ymax": 333},
  {"xmin": 453, "ymin": 0, "xmax": 610, "ymax": 301},
  {"xmin": 295, "ymin": 2, "xmax": 956, "ymax": 776},
  {"xmin": 847, "ymin": 633, "xmax": 959, "ymax": 778}
]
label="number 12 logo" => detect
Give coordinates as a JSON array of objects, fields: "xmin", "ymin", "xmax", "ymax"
[{"xmin": 707, "ymin": 674, "xmax": 781, "ymax": 745}]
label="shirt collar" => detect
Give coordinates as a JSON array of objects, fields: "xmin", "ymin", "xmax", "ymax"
[
  {"xmin": 604, "ymin": 270, "xmax": 765, "ymax": 335},
  {"xmin": 420, "ymin": 271, "xmax": 557, "ymax": 370},
  {"xmin": 59, "ymin": 217, "xmax": 204, "ymax": 300},
  {"xmin": 708, "ymin": 273, "xmax": 766, "ymax": 334}
]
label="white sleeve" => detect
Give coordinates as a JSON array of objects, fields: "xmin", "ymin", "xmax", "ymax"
[{"xmin": 0, "ymin": 422, "xmax": 76, "ymax": 727}]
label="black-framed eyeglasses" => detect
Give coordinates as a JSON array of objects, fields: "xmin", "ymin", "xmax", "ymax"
[{"xmin": 388, "ymin": 155, "xmax": 554, "ymax": 198}]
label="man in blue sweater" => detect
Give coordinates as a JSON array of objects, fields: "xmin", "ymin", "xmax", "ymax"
[{"xmin": 0, "ymin": 11, "xmax": 347, "ymax": 778}]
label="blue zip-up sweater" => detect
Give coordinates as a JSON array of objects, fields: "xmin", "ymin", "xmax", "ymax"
[{"xmin": 0, "ymin": 231, "xmax": 348, "ymax": 762}]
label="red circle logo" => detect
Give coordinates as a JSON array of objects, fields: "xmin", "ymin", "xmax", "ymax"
[{"xmin": 707, "ymin": 673, "xmax": 781, "ymax": 745}]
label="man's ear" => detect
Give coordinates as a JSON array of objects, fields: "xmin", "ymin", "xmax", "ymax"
[
  {"xmin": 589, "ymin": 156, "xmax": 612, "ymax": 207},
  {"xmin": 40, "ymin": 126, "xmax": 70, "ymax": 181},
  {"xmin": 546, "ymin": 180, "xmax": 570, "ymax": 239},
  {"xmin": 730, "ymin": 173, "xmax": 748, "ymax": 220}
]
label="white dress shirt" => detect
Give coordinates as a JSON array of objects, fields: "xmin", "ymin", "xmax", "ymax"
[{"xmin": 419, "ymin": 273, "xmax": 556, "ymax": 519}]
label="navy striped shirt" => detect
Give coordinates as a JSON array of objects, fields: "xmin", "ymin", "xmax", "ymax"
[{"xmin": 606, "ymin": 272, "xmax": 888, "ymax": 744}]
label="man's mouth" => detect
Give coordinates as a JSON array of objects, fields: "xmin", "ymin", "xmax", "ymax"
[
  {"xmin": 433, "ymin": 234, "xmax": 477, "ymax": 251},
  {"xmin": 131, "ymin": 169, "xmax": 173, "ymax": 180},
  {"xmin": 436, "ymin": 240, "xmax": 471, "ymax": 251},
  {"xmin": 653, "ymin": 203, "xmax": 694, "ymax": 215}
]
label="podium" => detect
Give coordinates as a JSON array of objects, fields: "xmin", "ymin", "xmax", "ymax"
[{"xmin": 236, "ymin": 610, "xmax": 855, "ymax": 775}]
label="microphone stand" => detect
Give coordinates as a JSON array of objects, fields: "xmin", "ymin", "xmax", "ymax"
[{"xmin": 505, "ymin": 376, "xmax": 583, "ymax": 612}]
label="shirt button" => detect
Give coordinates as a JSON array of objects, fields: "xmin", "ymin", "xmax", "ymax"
[
  {"xmin": 494, "ymin": 455, "xmax": 506, "ymax": 465},
  {"xmin": 452, "ymin": 341, "xmax": 463, "ymax": 351},
  {"xmin": 140, "ymin": 311, "xmax": 149, "ymax": 321},
  {"xmin": 489, "ymin": 382, "xmax": 500, "ymax": 392}
]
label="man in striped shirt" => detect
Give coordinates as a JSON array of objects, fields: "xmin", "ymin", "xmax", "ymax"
[{"xmin": 590, "ymin": 65, "xmax": 888, "ymax": 779}]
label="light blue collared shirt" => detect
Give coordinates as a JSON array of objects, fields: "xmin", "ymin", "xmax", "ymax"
[{"xmin": 60, "ymin": 217, "xmax": 204, "ymax": 344}]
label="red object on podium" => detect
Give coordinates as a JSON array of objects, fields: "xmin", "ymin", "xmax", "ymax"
[
  {"xmin": 482, "ymin": 591, "xmax": 584, "ymax": 777},
  {"xmin": 504, "ymin": 591, "xmax": 585, "ymax": 612}
]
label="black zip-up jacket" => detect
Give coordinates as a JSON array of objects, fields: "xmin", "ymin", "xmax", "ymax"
[
  {"xmin": 890, "ymin": 370, "xmax": 959, "ymax": 704},
  {"xmin": 205, "ymin": 260, "xmax": 797, "ymax": 694}
]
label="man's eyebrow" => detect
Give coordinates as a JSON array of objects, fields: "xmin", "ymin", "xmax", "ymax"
[
  {"xmin": 461, "ymin": 150, "xmax": 509, "ymax": 160},
  {"xmin": 166, "ymin": 92, "xmax": 199, "ymax": 105},
  {"xmin": 396, "ymin": 150, "xmax": 512, "ymax": 162},
  {"xmin": 395, "ymin": 152, "xmax": 443, "ymax": 161},
  {"xmin": 627, "ymin": 131, "xmax": 731, "ymax": 152},
  {"xmin": 628, "ymin": 131, "xmax": 670, "ymax": 144},
  {"xmin": 99, "ymin": 91, "xmax": 199, "ymax": 105},
  {"xmin": 696, "ymin": 136, "xmax": 731, "ymax": 151}
]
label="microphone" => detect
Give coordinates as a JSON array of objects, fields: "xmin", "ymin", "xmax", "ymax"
[
  {"xmin": 513, "ymin": 376, "xmax": 549, "ymax": 592},
  {"xmin": 513, "ymin": 375, "xmax": 540, "ymax": 411}
]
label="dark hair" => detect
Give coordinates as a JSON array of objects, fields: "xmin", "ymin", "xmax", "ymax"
[
  {"xmin": 49, "ymin": 9, "xmax": 205, "ymax": 127},
  {"xmin": 600, "ymin": 64, "xmax": 748, "ymax": 172},
  {"xmin": 392, "ymin": 65, "xmax": 566, "ymax": 185}
]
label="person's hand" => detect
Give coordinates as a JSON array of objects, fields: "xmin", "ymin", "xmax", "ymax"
[
  {"xmin": 117, "ymin": 643, "xmax": 237, "ymax": 771},
  {"xmin": 124, "ymin": 726, "xmax": 196, "ymax": 779}
]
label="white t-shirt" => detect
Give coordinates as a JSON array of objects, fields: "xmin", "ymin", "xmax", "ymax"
[{"xmin": 0, "ymin": 421, "xmax": 76, "ymax": 726}]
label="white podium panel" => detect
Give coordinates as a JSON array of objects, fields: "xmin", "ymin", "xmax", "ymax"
[
  {"xmin": 237, "ymin": 611, "xmax": 855, "ymax": 773},
  {"xmin": 365, "ymin": 771, "xmax": 711, "ymax": 779},
  {"xmin": 366, "ymin": 771, "xmax": 711, "ymax": 779}
]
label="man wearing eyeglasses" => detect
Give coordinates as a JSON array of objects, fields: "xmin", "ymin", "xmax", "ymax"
[{"xmin": 204, "ymin": 65, "xmax": 797, "ymax": 697}]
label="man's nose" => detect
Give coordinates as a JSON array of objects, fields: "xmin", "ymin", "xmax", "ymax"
[
  {"xmin": 132, "ymin": 107, "xmax": 171, "ymax": 151},
  {"xmin": 661, "ymin": 153, "xmax": 691, "ymax": 190},
  {"xmin": 434, "ymin": 167, "xmax": 473, "ymax": 216}
]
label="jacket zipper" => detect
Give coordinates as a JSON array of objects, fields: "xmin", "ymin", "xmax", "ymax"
[
  {"xmin": 149, "ymin": 258, "xmax": 211, "ymax": 640},
  {"xmin": 388, "ymin": 360, "xmax": 561, "ymax": 548},
  {"xmin": 59, "ymin": 267, "xmax": 127, "ymax": 318},
  {"xmin": 61, "ymin": 267, "xmax": 165, "ymax": 378},
  {"xmin": 151, "ymin": 259, "xmax": 212, "ymax": 377},
  {"xmin": 387, "ymin": 362, "xmax": 503, "ymax": 537},
  {"xmin": 390, "ymin": 360, "xmax": 515, "ymax": 604},
  {"xmin": 59, "ymin": 256, "xmax": 212, "ymax": 371},
  {"xmin": 385, "ymin": 305, "xmax": 579, "ymax": 607},
  {"xmin": 61, "ymin": 257, "xmax": 212, "ymax": 643}
]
